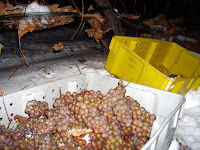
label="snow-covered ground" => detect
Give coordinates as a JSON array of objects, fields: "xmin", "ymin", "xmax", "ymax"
[{"xmin": 169, "ymin": 87, "xmax": 200, "ymax": 150}]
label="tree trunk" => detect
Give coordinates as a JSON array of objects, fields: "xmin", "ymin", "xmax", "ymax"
[{"xmin": 93, "ymin": 0, "xmax": 125, "ymax": 36}]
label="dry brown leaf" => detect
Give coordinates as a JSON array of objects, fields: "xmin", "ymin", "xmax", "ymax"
[
  {"xmin": 0, "ymin": 2, "xmax": 21, "ymax": 15},
  {"xmin": 85, "ymin": 13, "xmax": 108, "ymax": 43},
  {"xmin": 85, "ymin": 28, "xmax": 95, "ymax": 38},
  {"xmin": 49, "ymin": 4, "xmax": 75, "ymax": 12},
  {"xmin": 87, "ymin": 18, "xmax": 101, "ymax": 28},
  {"xmin": 0, "ymin": 2, "xmax": 7, "ymax": 11},
  {"xmin": 121, "ymin": 13, "xmax": 140, "ymax": 20},
  {"xmin": 85, "ymin": 28, "xmax": 103, "ymax": 43},
  {"xmin": 84, "ymin": 13, "xmax": 104, "ymax": 23},
  {"xmin": 18, "ymin": 22, "xmax": 36, "ymax": 39},
  {"xmin": 66, "ymin": 128, "xmax": 93, "ymax": 137},
  {"xmin": 0, "ymin": 43, "xmax": 3, "ymax": 55},
  {"xmin": 143, "ymin": 14, "xmax": 168, "ymax": 27},
  {"xmin": 102, "ymin": 27, "xmax": 110, "ymax": 34},
  {"xmin": 61, "ymin": 6, "xmax": 74, "ymax": 12},
  {"xmin": 48, "ymin": 4, "xmax": 59, "ymax": 11},
  {"xmin": 53, "ymin": 42, "xmax": 63, "ymax": 51},
  {"xmin": 88, "ymin": 5, "xmax": 94, "ymax": 11},
  {"xmin": 5, "ymin": 2, "xmax": 14, "ymax": 10}
]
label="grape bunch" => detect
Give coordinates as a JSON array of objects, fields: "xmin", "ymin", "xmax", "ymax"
[{"xmin": 0, "ymin": 80, "xmax": 156, "ymax": 150}]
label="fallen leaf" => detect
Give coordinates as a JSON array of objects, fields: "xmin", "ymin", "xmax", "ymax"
[
  {"xmin": 85, "ymin": 28, "xmax": 103, "ymax": 43},
  {"xmin": 48, "ymin": 4, "xmax": 59, "ymax": 11},
  {"xmin": 0, "ymin": 43, "xmax": 3, "ymax": 55},
  {"xmin": 121, "ymin": 13, "xmax": 140, "ymax": 20},
  {"xmin": 84, "ymin": 13, "xmax": 109, "ymax": 43},
  {"xmin": 66, "ymin": 128, "xmax": 93, "ymax": 137},
  {"xmin": 88, "ymin": 5, "xmax": 94, "ymax": 11},
  {"xmin": 0, "ymin": 2, "xmax": 7, "ymax": 11},
  {"xmin": 84, "ymin": 13, "xmax": 104, "ymax": 23},
  {"xmin": 53, "ymin": 42, "xmax": 63, "ymax": 51},
  {"xmin": 61, "ymin": 6, "xmax": 74, "ymax": 12},
  {"xmin": 18, "ymin": 22, "xmax": 36, "ymax": 39},
  {"xmin": 49, "ymin": 4, "xmax": 76, "ymax": 12}
]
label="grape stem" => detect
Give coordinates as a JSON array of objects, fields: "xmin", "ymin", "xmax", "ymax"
[
  {"xmin": 0, "ymin": 88, "xmax": 13, "ymax": 127},
  {"xmin": 125, "ymin": 77, "xmax": 134, "ymax": 87}
]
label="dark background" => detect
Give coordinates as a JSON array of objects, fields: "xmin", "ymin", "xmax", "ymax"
[{"xmin": 8, "ymin": 0, "xmax": 200, "ymax": 21}]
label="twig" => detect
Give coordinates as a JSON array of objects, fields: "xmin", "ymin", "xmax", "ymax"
[
  {"xmin": 125, "ymin": 77, "xmax": 133, "ymax": 87},
  {"xmin": 152, "ymin": 0, "xmax": 158, "ymax": 12},
  {"xmin": 18, "ymin": 37, "xmax": 29, "ymax": 66},
  {"xmin": 0, "ymin": 88, "xmax": 12, "ymax": 123},
  {"xmin": 71, "ymin": 0, "xmax": 84, "ymax": 40},
  {"xmin": 29, "ymin": 78, "xmax": 36, "ymax": 85},
  {"xmin": 100, "ymin": 38, "xmax": 109, "ymax": 50},
  {"xmin": 133, "ymin": 0, "xmax": 137, "ymax": 9},
  {"xmin": 120, "ymin": 0, "xmax": 128, "ymax": 14},
  {"xmin": 1, "ymin": 0, "xmax": 26, "ymax": 6},
  {"xmin": 76, "ymin": 65, "xmax": 82, "ymax": 74},
  {"xmin": 85, "ymin": 81, "xmax": 89, "ymax": 90},
  {"xmin": 41, "ymin": 0, "xmax": 49, "ymax": 6},
  {"xmin": 81, "ymin": 21, "xmax": 85, "ymax": 32},
  {"xmin": 72, "ymin": 0, "xmax": 81, "ymax": 12},
  {"xmin": 8, "ymin": 61, "xmax": 24, "ymax": 80},
  {"xmin": 21, "ymin": 85, "xmax": 29, "ymax": 90},
  {"xmin": 143, "ymin": 3, "xmax": 146, "ymax": 15},
  {"xmin": 165, "ymin": 0, "xmax": 172, "ymax": 13}
]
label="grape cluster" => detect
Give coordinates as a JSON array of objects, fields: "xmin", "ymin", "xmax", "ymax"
[{"xmin": 0, "ymin": 80, "xmax": 156, "ymax": 150}]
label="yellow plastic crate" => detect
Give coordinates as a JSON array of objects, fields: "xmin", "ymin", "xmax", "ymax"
[{"xmin": 105, "ymin": 36, "xmax": 200, "ymax": 95}]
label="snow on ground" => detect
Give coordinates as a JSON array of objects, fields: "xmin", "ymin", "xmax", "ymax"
[
  {"xmin": 0, "ymin": 52, "xmax": 110, "ymax": 95},
  {"xmin": 169, "ymin": 87, "xmax": 200, "ymax": 150}
]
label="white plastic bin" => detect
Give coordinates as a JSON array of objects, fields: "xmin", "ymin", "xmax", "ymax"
[{"xmin": 0, "ymin": 73, "xmax": 185, "ymax": 150}]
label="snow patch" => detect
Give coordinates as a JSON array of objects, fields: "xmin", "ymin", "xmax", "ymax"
[
  {"xmin": 41, "ymin": 17, "xmax": 48, "ymax": 24},
  {"xmin": 172, "ymin": 87, "xmax": 200, "ymax": 150},
  {"xmin": 23, "ymin": 2, "xmax": 50, "ymax": 14},
  {"xmin": 168, "ymin": 138, "xmax": 179, "ymax": 150}
]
